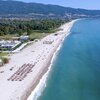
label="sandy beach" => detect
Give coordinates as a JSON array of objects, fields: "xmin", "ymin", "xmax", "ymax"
[{"xmin": 0, "ymin": 20, "xmax": 76, "ymax": 100}]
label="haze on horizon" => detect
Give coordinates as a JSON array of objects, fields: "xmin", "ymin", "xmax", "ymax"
[{"xmin": 15, "ymin": 0, "xmax": 100, "ymax": 10}]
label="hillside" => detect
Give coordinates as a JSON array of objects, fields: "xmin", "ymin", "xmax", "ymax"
[{"xmin": 0, "ymin": 0, "xmax": 100, "ymax": 19}]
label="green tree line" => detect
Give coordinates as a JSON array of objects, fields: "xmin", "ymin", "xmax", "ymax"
[{"xmin": 0, "ymin": 19, "xmax": 65, "ymax": 36}]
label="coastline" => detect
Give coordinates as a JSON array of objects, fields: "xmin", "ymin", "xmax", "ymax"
[
  {"xmin": 0, "ymin": 19, "xmax": 77, "ymax": 100},
  {"xmin": 26, "ymin": 20, "xmax": 77, "ymax": 100},
  {"xmin": 27, "ymin": 20, "xmax": 78, "ymax": 100}
]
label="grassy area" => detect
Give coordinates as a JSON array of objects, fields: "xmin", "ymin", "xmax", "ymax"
[
  {"xmin": 0, "ymin": 52, "xmax": 9, "ymax": 57},
  {"xmin": 29, "ymin": 32, "xmax": 50, "ymax": 41},
  {"xmin": 0, "ymin": 34, "xmax": 17, "ymax": 40}
]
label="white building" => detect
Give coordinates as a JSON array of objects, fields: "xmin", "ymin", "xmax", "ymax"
[{"xmin": 20, "ymin": 36, "xmax": 29, "ymax": 41}]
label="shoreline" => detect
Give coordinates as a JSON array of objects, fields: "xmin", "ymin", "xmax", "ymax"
[
  {"xmin": 27, "ymin": 20, "xmax": 78, "ymax": 100},
  {"xmin": 0, "ymin": 19, "xmax": 78, "ymax": 100}
]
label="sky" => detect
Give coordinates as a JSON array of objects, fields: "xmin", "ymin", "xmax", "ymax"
[{"xmin": 16, "ymin": 0, "xmax": 100, "ymax": 10}]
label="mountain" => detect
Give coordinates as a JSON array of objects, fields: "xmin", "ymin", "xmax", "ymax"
[{"xmin": 0, "ymin": 0, "xmax": 100, "ymax": 19}]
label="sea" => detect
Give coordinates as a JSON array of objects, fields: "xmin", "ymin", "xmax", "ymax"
[{"xmin": 28, "ymin": 19, "xmax": 100, "ymax": 100}]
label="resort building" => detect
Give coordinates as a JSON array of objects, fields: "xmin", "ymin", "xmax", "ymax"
[{"xmin": 0, "ymin": 40, "xmax": 21, "ymax": 51}]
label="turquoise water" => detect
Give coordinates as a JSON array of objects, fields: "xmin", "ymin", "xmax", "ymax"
[{"xmin": 38, "ymin": 19, "xmax": 100, "ymax": 100}]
